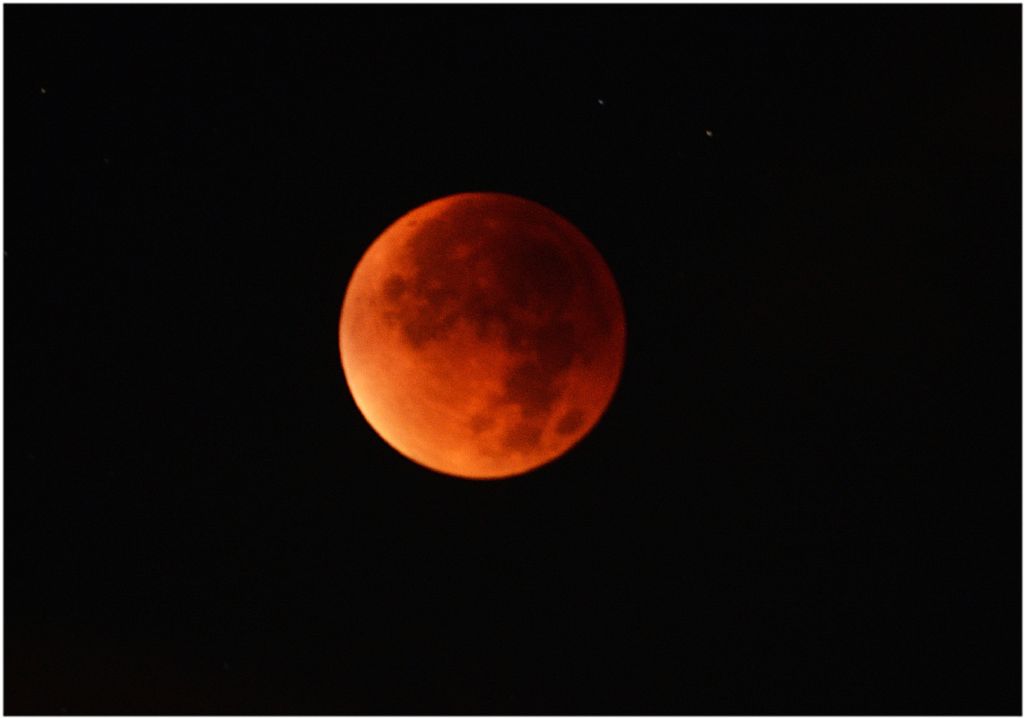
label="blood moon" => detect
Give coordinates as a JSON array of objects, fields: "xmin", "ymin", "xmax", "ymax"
[{"xmin": 339, "ymin": 193, "xmax": 626, "ymax": 480}]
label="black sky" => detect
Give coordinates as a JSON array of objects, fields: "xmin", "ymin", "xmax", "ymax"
[{"xmin": 5, "ymin": 4, "xmax": 1022, "ymax": 715}]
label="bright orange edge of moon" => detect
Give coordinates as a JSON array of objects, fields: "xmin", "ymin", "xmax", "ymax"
[{"xmin": 338, "ymin": 192, "xmax": 626, "ymax": 480}]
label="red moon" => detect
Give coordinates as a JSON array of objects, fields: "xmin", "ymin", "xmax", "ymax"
[{"xmin": 339, "ymin": 193, "xmax": 626, "ymax": 480}]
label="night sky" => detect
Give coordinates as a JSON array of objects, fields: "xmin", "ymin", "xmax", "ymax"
[{"xmin": 6, "ymin": 4, "xmax": 1021, "ymax": 715}]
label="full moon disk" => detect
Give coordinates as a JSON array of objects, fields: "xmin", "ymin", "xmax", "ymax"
[{"xmin": 339, "ymin": 193, "xmax": 626, "ymax": 480}]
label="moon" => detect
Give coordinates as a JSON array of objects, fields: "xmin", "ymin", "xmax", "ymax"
[{"xmin": 339, "ymin": 192, "xmax": 626, "ymax": 480}]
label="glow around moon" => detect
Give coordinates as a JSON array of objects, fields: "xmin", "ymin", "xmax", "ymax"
[{"xmin": 339, "ymin": 193, "xmax": 626, "ymax": 480}]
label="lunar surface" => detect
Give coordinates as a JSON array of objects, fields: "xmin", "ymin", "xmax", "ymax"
[{"xmin": 339, "ymin": 193, "xmax": 626, "ymax": 479}]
